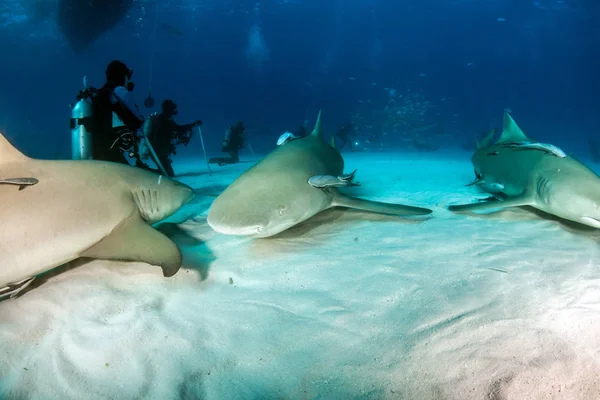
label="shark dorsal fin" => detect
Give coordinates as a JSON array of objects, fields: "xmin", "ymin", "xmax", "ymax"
[
  {"xmin": 496, "ymin": 112, "xmax": 531, "ymax": 144},
  {"xmin": 0, "ymin": 133, "xmax": 28, "ymax": 163},
  {"xmin": 477, "ymin": 128, "xmax": 497, "ymax": 149},
  {"xmin": 330, "ymin": 136, "xmax": 336, "ymax": 148},
  {"xmin": 310, "ymin": 109, "xmax": 323, "ymax": 138}
]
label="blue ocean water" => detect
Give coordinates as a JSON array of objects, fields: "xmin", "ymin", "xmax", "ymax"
[{"xmin": 0, "ymin": 0, "xmax": 598, "ymax": 159}]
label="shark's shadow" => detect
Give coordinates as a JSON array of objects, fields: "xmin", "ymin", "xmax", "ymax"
[
  {"xmin": 452, "ymin": 205, "xmax": 600, "ymax": 240},
  {"xmin": 248, "ymin": 206, "xmax": 431, "ymax": 254},
  {"xmin": 155, "ymin": 222, "xmax": 216, "ymax": 280}
]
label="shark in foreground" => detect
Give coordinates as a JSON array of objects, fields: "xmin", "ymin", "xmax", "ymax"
[
  {"xmin": 207, "ymin": 111, "xmax": 432, "ymax": 238},
  {"xmin": 0, "ymin": 133, "xmax": 194, "ymax": 299},
  {"xmin": 448, "ymin": 112, "xmax": 600, "ymax": 228}
]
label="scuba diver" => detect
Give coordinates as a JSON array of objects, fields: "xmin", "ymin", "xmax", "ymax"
[
  {"xmin": 90, "ymin": 60, "xmax": 145, "ymax": 164},
  {"xmin": 209, "ymin": 121, "xmax": 246, "ymax": 166},
  {"xmin": 145, "ymin": 99, "xmax": 202, "ymax": 177},
  {"xmin": 335, "ymin": 122, "xmax": 359, "ymax": 150}
]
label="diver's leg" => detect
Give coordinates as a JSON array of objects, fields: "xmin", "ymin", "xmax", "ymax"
[{"xmin": 229, "ymin": 149, "xmax": 239, "ymax": 163}]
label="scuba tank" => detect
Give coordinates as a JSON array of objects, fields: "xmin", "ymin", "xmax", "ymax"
[{"xmin": 69, "ymin": 76, "xmax": 94, "ymax": 160}]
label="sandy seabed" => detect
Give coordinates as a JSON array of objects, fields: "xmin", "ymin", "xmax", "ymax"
[{"xmin": 2, "ymin": 150, "xmax": 600, "ymax": 400}]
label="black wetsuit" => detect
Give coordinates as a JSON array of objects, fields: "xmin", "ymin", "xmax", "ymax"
[
  {"xmin": 335, "ymin": 124, "xmax": 356, "ymax": 150},
  {"xmin": 148, "ymin": 114, "xmax": 195, "ymax": 177},
  {"xmin": 91, "ymin": 84, "xmax": 144, "ymax": 164}
]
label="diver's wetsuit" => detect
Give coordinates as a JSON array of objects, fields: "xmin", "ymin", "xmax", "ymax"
[
  {"xmin": 335, "ymin": 124, "xmax": 356, "ymax": 150},
  {"xmin": 148, "ymin": 114, "xmax": 195, "ymax": 177},
  {"xmin": 223, "ymin": 122, "xmax": 245, "ymax": 163},
  {"xmin": 92, "ymin": 84, "xmax": 144, "ymax": 164}
]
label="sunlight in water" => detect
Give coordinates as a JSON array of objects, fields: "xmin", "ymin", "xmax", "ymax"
[{"xmin": 246, "ymin": 23, "xmax": 270, "ymax": 72}]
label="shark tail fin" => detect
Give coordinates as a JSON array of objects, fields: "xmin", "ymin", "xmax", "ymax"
[
  {"xmin": 310, "ymin": 109, "xmax": 323, "ymax": 138},
  {"xmin": 496, "ymin": 112, "xmax": 532, "ymax": 144},
  {"xmin": 332, "ymin": 194, "xmax": 432, "ymax": 216},
  {"xmin": 477, "ymin": 128, "xmax": 497, "ymax": 149},
  {"xmin": 0, "ymin": 132, "xmax": 29, "ymax": 163}
]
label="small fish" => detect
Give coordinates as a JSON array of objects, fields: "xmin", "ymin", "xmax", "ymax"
[
  {"xmin": 0, "ymin": 177, "xmax": 39, "ymax": 190},
  {"xmin": 308, "ymin": 170, "xmax": 360, "ymax": 189},
  {"xmin": 504, "ymin": 142, "xmax": 566, "ymax": 158},
  {"xmin": 276, "ymin": 131, "xmax": 299, "ymax": 146}
]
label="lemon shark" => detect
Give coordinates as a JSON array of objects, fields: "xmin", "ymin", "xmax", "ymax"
[
  {"xmin": 448, "ymin": 112, "xmax": 600, "ymax": 228},
  {"xmin": 0, "ymin": 133, "xmax": 194, "ymax": 299},
  {"xmin": 207, "ymin": 111, "xmax": 432, "ymax": 238}
]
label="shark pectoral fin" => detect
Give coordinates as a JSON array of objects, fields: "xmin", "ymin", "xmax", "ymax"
[
  {"xmin": 447, "ymin": 193, "xmax": 534, "ymax": 213},
  {"xmin": 0, "ymin": 277, "xmax": 36, "ymax": 300},
  {"xmin": 333, "ymin": 194, "xmax": 433, "ymax": 216},
  {"xmin": 81, "ymin": 213, "xmax": 182, "ymax": 278}
]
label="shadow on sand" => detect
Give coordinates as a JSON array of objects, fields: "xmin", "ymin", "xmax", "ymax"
[
  {"xmin": 248, "ymin": 206, "xmax": 432, "ymax": 255},
  {"xmin": 449, "ymin": 205, "xmax": 600, "ymax": 241}
]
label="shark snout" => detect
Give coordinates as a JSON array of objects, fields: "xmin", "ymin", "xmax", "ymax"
[{"xmin": 207, "ymin": 195, "xmax": 270, "ymax": 237}]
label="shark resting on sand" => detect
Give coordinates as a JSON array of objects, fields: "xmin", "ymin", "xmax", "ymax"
[
  {"xmin": 0, "ymin": 132, "xmax": 194, "ymax": 300},
  {"xmin": 448, "ymin": 111, "xmax": 600, "ymax": 229},
  {"xmin": 207, "ymin": 110, "xmax": 433, "ymax": 238}
]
